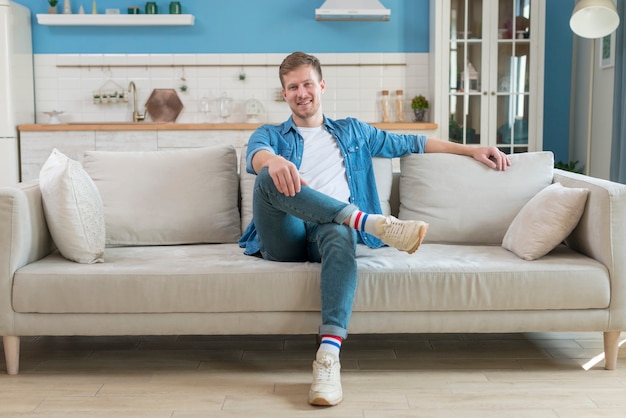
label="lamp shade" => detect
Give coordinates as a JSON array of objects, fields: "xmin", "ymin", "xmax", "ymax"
[{"xmin": 570, "ymin": 0, "xmax": 620, "ymax": 39}]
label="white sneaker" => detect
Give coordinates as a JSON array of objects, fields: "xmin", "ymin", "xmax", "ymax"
[
  {"xmin": 308, "ymin": 351, "xmax": 342, "ymax": 406},
  {"xmin": 375, "ymin": 216, "xmax": 429, "ymax": 254}
]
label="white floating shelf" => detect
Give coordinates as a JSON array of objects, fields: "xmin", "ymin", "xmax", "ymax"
[{"xmin": 36, "ymin": 14, "xmax": 195, "ymax": 26}]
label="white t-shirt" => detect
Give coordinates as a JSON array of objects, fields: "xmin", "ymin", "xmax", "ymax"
[{"xmin": 297, "ymin": 126, "xmax": 351, "ymax": 203}]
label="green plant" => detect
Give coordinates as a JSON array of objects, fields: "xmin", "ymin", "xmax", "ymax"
[
  {"xmin": 448, "ymin": 115, "xmax": 477, "ymax": 144},
  {"xmin": 449, "ymin": 115, "xmax": 462, "ymax": 143},
  {"xmin": 48, "ymin": 0, "xmax": 58, "ymax": 6},
  {"xmin": 555, "ymin": 160, "xmax": 584, "ymax": 174},
  {"xmin": 411, "ymin": 95, "xmax": 429, "ymax": 110}
]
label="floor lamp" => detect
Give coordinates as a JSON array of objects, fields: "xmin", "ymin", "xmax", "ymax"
[{"xmin": 569, "ymin": 0, "xmax": 620, "ymax": 176}]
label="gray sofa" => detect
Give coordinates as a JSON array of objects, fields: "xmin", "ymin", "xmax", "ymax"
[{"xmin": 1, "ymin": 145, "xmax": 625, "ymax": 375}]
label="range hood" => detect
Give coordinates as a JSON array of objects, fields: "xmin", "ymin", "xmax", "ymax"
[{"xmin": 316, "ymin": 0, "xmax": 390, "ymax": 21}]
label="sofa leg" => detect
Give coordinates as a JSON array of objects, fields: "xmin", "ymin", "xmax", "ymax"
[
  {"xmin": 603, "ymin": 331, "xmax": 621, "ymax": 370},
  {"xmin": 2, "ymin": 336, "xmax": 20, "ymax": 375}
]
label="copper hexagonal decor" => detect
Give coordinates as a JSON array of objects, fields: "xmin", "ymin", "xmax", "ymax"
[{"xmin": 145, "ymin": 89, "xmax": 184, "ymax": 122}]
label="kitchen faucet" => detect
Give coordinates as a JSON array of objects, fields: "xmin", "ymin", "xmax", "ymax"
[{"xmin": 128, "ymin": 81, "xmax": 145, "ymax": 122}]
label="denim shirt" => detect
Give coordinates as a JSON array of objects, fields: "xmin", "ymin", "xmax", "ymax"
[{"xmin": 238, "ymin": 115, "xmax": 428, "ymax": 255}]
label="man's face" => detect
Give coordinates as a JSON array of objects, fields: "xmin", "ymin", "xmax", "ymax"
[{"xmin": 282, "ymin": 64, "xmax": 325, "ymax": 124}]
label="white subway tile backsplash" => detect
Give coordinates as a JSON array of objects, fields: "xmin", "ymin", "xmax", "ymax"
[
  {"xmin": 103, "ymin": 54, "xmax": 129, "ymax": 66},
  {"xmin": 359, "ymin": 53, "xmax": 383, "ymax": 65},
  {"xmin": 35, "ymin": 77, "xmax": 58, "ymax": 90},
  {"xmin": 242, "ymin": 54, "xmax": 268, "ymax": 66},
  {"xmin": 126, "ymin": 54, "xmax": 151, "ymax": 65},
  {"xmin": 79, "ymin": 54, "xmax": 105, "ymax": 66},
  {"xmin": 34, "ymin": 54, "xmax": 57, "ymax": 67},
  {"xmin": 33, "ymin": 53, "xmax": 429, "ymax": 124},
  {"xmin": 173, "ymin": 54, "xmax": 198, "ymax": 66},
  {"xmin": 148, "ymin": 54, "xmax": 175, "ymax": 65},
  {"xmin": 195, "ymin": 54, "xmax": 217, "ymax": 65},
  {"xmin": 382, "ymin": 53, "xmax": 407, "ymax": 65},
  {"xmin": 36, "ymin": 89, "xmax": 59, "ymax": 102},
  {"xmin": 56, "ymin": 54, "xmax": 81, "ymax": 66}
]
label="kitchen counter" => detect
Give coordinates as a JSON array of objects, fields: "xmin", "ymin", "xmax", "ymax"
[
  {"xmin": 17, "ymin": 122, "xmax": 439, "ymax": 181},
  {"xmin": 18, "ymin": 122, "xmax": 438, "ymax": 132}
]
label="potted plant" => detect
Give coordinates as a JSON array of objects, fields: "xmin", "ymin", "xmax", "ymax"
[
  {"xmin": 48, "ymin": 0, "xmax": 59, "ymax": 14},
  {"xmin": 411, "ymin": 95, "xmax": 429, "ymax": 122}
]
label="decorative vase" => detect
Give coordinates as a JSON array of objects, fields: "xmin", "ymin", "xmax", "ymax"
[
  {"xmin": 63, "ymin": 0, "xmax": 71, "ymax": 14},
  {"xmin": 413, "ymin": 109, "xmax": 427, "ymax": 122}
]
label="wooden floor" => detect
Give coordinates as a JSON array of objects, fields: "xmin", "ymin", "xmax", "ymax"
[{"xmin": 1, "ymin": 332, "xmax": 625, "ymax": 417}]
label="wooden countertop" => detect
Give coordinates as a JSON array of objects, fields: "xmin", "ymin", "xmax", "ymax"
[{"xmin": 18, "ymin": 122, "xmax": 438, "ymax": 132}]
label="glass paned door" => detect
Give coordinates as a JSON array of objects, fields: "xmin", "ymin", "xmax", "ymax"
[
  {"xmin": 495, "ymin": 0, "xmax": 531, "ymax": 153},
  {"xmin": 449, "ymin": 0, "xmax": 484, "ymax": 145},
  {"xmin": 434, "ymin": 0, "xmax": 542, "ymax": 152}
]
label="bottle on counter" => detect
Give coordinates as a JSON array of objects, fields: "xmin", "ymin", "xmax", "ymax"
[
  {"xmin": 395, "ymin": 89, "xmax": 404, "ymax": 122},
  {"xmin": 169, "ymin": 1, "xmax": 182, "ymax": 14},
  {"xmin": 145, "ymin": 2, "xmax": 157, "ymax": 14},
  {"xmin": 381, "ymin": 90, "xmax": 390, "ymax": 123}
]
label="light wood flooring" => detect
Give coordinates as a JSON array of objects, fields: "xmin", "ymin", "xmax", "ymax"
[{"xmin": 1, "ymin": 332, "xmax": 625, "ymax": 417}]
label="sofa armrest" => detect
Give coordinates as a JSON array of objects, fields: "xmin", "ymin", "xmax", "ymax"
[
  {"xmin": 0, "ymin": 181, "xmax": 54, "ymax": 334},
  {"xmin": 554, "ymin": 169, "xmax": 626, "ymax": 330}
]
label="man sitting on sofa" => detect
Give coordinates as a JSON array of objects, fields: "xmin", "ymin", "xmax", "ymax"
[{"xmin": 238, "ymin": 51, "xmax": 511, "ymax": 407}]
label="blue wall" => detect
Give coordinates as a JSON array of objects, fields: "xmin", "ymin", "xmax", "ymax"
[
  {"xmin": 13, "ymin": 0, "xmax": 572, "ymax": 162},
  {"xmin": 15, "ymin": 0, "xmax": 428, "ymax": 53},
  {"xmin": 543, "ymin": 0, "xmax": 574, "ymax": 164}
]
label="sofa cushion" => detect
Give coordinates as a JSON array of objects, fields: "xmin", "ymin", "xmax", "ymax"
[
  {"xmin": 12, "ymin": 244, "xmax": 609, "ymax": 314},
  {"xmin": 239, "ymin": 145, "xmax": 393, "ymax": 231},
  {"xmin": 502, "ymin": 182, "xmax": 589, "ymax": 260},
  {"xmin": 399, "ymin": 151, "xmax": 554, "ymax": 244},
  {"xmin": 39, "ymin": 149, "xmax": 105, "ymax": 264},
  {"xmin": 83, "ymin": 146, "xmax": 241, "ymax": 246}
]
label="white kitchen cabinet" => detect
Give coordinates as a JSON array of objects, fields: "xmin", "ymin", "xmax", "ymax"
[
  {"xmin": 19, "ymin": 131, "xmax": 96, "ymax": 181},
  {"xmin": 95, "ymin": 131, "xmax": 158, "ymax": 152},
  {"xmin": 19, "ymin": 131, "xmax": 159, "ymax": 181},
  {"xmin": 18, "ymin": 123, "xmax": 437, "ymax": 182},
  {"xmin": 430, "ymin": 0, "xmax": 545, "ymax": 153}
]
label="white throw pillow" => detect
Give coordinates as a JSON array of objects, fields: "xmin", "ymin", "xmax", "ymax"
[
  {"xmin": 399, "ymin": 151, "xmax": 554, "ymax": 244},
  {"xmin": 39, "ymin": 149, "xmax": 105, "ymax": 263},
  {"xmin": 502, "ymin": 182, "xmax": 589, "ymax": 260},
  {"xmin": 83, "ymin": 145, "xmax": 241, "ymax": 246}
]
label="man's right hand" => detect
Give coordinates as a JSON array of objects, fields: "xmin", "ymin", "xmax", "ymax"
[{"xmin": 252, "ymin": 151, "xmax": 308, "ymax": 197}]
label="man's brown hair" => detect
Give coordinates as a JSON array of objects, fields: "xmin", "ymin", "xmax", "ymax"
[{"xmin": 279, "ymin": 52, "xmax": 323, "ymax": 87}]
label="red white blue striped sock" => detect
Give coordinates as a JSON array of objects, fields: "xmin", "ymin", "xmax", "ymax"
[
  {"xmin": 318, "ymin": 335, "xmax": 343, "ymax": 358},
  {"xmin": 349, "ymin": 211, "xmax": 385, "ymax": 236}
]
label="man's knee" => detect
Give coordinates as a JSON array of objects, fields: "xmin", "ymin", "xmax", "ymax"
[
  {"xmin": 254, "ymin": 168, "xmax": 279, "ymax": 199},
  {"xmin": 255, "ymin": 167, "xmax": 272, "ymax": 187}
]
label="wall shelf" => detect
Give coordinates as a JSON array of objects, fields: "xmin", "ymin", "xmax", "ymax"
[{"xmin": 36, "ymin": 14, "xmax": 195, "ymax": 26}]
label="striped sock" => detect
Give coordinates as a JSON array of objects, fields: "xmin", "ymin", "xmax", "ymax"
[
  {"xmin": 317, "ymin": 335, "xmax": 343, "ymax": 358},
  {"xmin": 349, "ymin": 211, "xmax": 385, "ymax": 236}
]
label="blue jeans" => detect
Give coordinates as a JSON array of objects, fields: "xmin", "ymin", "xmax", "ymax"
[{"xmin": 253, "ymin": 168, "xmax": 359, "ymax": 339}]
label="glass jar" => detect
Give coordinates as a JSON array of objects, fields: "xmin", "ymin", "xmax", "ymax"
[
  {"xmin": 381, "ymin": 90, "xmax": 390, "ymax": 123},
  {"xmin": 199, "ymin": 96, "xmax": 211, "ymax": 122},
  {"xmin": 219, "ymin": 92, "xmax": 233, "ymax": 121},
  {"xmin": 169, "ymin": 1, "xmax": 181, "ymax": 14},
  {"xmin": 145, "ymin": 2, "xmax": 157, "ymax": 14},
  {"xmin": 395, "ymin": 89, "xmax": 404, "ymax": 122}
]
